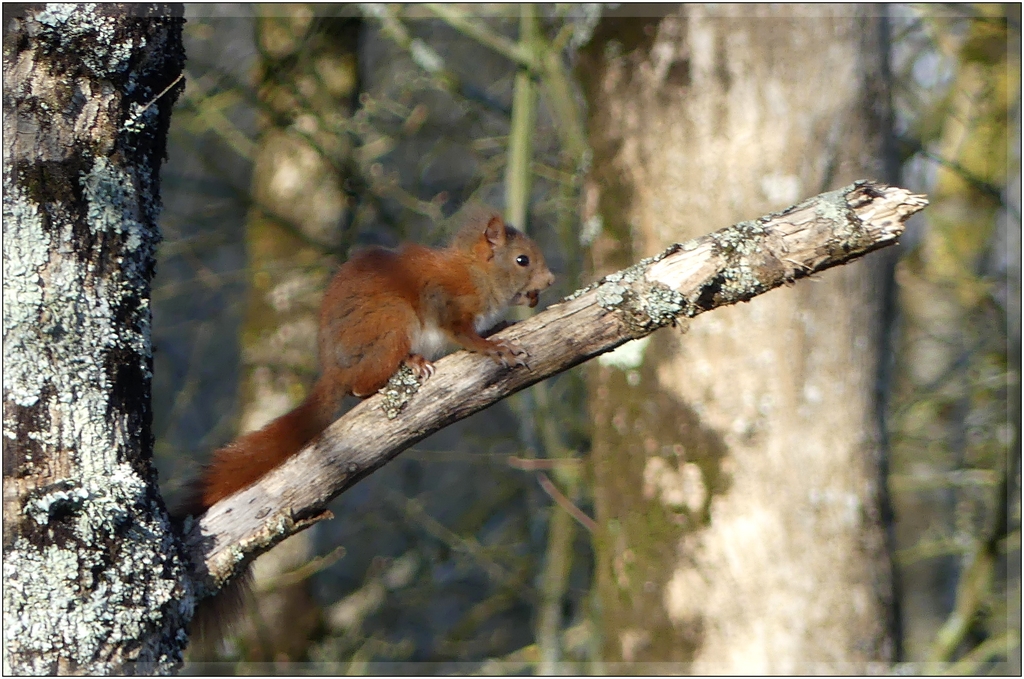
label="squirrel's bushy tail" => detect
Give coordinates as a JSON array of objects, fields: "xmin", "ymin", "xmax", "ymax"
[
  {"xmin": 173, "ymin": 375, "xmax": 345, "ymax": 646},
  {"xmin": 174, "ymin": 374, "xmax": 344, "ymax": 518}
]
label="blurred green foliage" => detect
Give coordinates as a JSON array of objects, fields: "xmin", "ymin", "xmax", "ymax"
[{"xmin": 888, "ymin": 3, "xmax": 1020, "ymax": 671}]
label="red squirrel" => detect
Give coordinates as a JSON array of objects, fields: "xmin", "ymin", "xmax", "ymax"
[{"xmin": 176, "ymin": 206, "xmax": 554, "ymax": 518}]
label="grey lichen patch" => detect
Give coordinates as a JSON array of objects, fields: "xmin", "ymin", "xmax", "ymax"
[
  {"xmin": 123, "ymin": 100, "xmax": 159, "ymax": 135},
  {"xmin": 596, "ymin": 281, "xmax": 627, "ymax": 307},
  {"xmin": 563, "ymin": 279, "xmax": 601, "ymax": 302},
  {"xmin": 379, "ymin": 364, "xmax": 424, "ymax": 419},
  {"xmin": 33, "ymin": 4, "xmax": 140, "ymax": 79},
  {"xmin": 2, "ymin": 181, "xmax": 50, "ymax": 407},
  {"xmin": 79, "ymin": 155, "xmax": 157, "ymax": 367},
  {"xmin": 202, "ymin": 508, "xmax": 296, "ymax": 593},
  {"xmin": 34, "ymin": 3, "xmax": 80, "ymax": 25},
  {"xmin": 595, "ymin": 258, "xmax": 689, "ymax": 333},
  {"xmin": 769, "ymin": 181, "xmax": 873, "ymax": 249},
  {"xmin": 717, "ymin": 263, "xmax": 763, "ymax": 300},
  {"xmin": 571, "ymin": 245, "xmax": 693, "ymax": 332},
  {"xmin": 812, "ymin": 182, "xmax": 878, "ymax": 247},
  {"xmin": 758, "ymin": 182, "xmax": 854, "ymax": 226},
  {"xmin": 24, "ymin": 482, "xmax": 90, "ymax": 525},
  {"xmin": 711, "ymin": 219, "xmax": 768, "ymax": 258},
  {"xmin": 4, "ymin": 184, "xmax": 181, "ymax": 662},
  {"xmin": 833, "ymin": 181, "xmax": 902, "ymax": 247},
  {"xmin": 639, "ymin": 282, "xmax": 688, "ymax": 326},
  {"xmin": 4, "ymin": 468, "xmax": 193, "ymax": 673},
  {"xmin": 813, "ymin": 186, "xmax": 852, "ymax": 224},
  {"xmin": 198, "ymin": 540, "xmax": 249, "ymax": 598},
  {"xmin": 707, "ymin": 220, "xmax": 776, "ymax": 302},
  {"xmin": 82, "ymin": 156, "xmax": 145, "ymax": 251},
  {"xmin": 213, "ymin": 538, "xmax": 262, "ymax": 589},
  {"xmin": 565, "ymin": 243, "xmax": 684, "ymax": 304}
]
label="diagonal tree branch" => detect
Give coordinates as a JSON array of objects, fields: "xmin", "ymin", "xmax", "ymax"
[{"xmin": 182, "ymin": 180, "xmax": 928, "ymax": 596}]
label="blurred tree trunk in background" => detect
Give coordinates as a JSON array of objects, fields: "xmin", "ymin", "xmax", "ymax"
[
  {"xmin": 190, "ymin": 6, "xmax": 361, "ymax": 663},
  {"xmin": 579, "ymin": 6, "xmax": 896, "ymax": 672}
]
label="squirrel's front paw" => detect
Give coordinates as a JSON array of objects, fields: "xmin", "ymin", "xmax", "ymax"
[
  {"xmin": 488, "ymin": 338, "xmax": 528, "ymax": 369},
  {"xmin": 405, "ymin": 354, "xmax": 436, "ymax": 380}
]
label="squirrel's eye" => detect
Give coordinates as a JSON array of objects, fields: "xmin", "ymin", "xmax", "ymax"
[{"xmin": 516, "ymin": 254, "xmax": 530, "ymax": 267}]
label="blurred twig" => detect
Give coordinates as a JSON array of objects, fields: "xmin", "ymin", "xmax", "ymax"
[
  {"xmin": 387, "ymin": 491, "xmax": 527, "ymax": 596},
  {"xmin": 364, "ymin": 3, "xmax": 509, "ymax": 116},
  {"xmin": 941, "ymin": 630, "xmax": 1019, "ymax": 674},
  {"xmin": 897, "ymin": 134, "xmax": 1021, "ymax": 223},
  {"xmin": 424, "ymin": 3, "xmax": 539, "ymax": 71},
  {"xmin": 179, "ymin": 69, "xmax": 258, "ymax": 160},
  {"xmin": 475, "ymin": 619, "xmax": 595, "ymax": 675},
  {"xmin": 503, "ymin": 5, "xmax": 537, "ymax": 230},
  {"xmin": 424, "ymin": 3, "xmax": 588, "ymax": 166},
  {"xmin": 157, "ymin": 322, "xmax": 214, "ymax": 445},
  {"xmin": 928, "ymin": 446, "xmax": 1014, "ymax": 661},
  {"xmin": 536, "ymin": 472, "xmax": 596, "ymax": 534},
  {"xmin": 508, "ymin": 456, "xmax": 582, "ymax": 470},
  {"xmin": 259, "ymin": 545, "xmax": 347, "ymax": 592},
  {"xmin": 889, "ymin": 469, "xmax": 1001, "ymax": 492},
  {"xmin": 536, "ymin": 39, "xmax": 588, "ymax": 165}
]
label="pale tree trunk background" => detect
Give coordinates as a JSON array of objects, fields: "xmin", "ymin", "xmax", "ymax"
[
  {"xmin": 2, "ymin": 4, "xmax": 189, "ymax": 673},
  {"xmin": 579, "ymin": 6, "xmax": 897, "ymax": 672}
]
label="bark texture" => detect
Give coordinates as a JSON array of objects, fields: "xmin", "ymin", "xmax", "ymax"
[
  {"xmin": 2, "ymin": 4, "xmax": 189, "ymax": 674},
  {"xmin": 579, "ymin": 6, "xmax": 898, "ymax": 672}
]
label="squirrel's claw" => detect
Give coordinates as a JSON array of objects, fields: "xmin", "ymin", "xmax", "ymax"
[
  {"xmin": 489, "ymin": 338, "xmax": 529, "ymax": 369},
  {"xmin": 405, "ymin": 354, "xmax": 436, "ymax": 381}
]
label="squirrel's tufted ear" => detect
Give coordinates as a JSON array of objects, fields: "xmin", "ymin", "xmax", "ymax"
[{"xmin": 483, "ymin": 215, "xmax": 507, "ymax": 248}]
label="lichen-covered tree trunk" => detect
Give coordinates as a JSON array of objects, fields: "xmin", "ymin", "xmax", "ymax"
[
  {"xmin": 2, "ymin": 4, "xmax": 190, "ymax": 674},
  {"xmin": 579, "ymin": 6, "xmax": 896, "ymax": 672}
]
